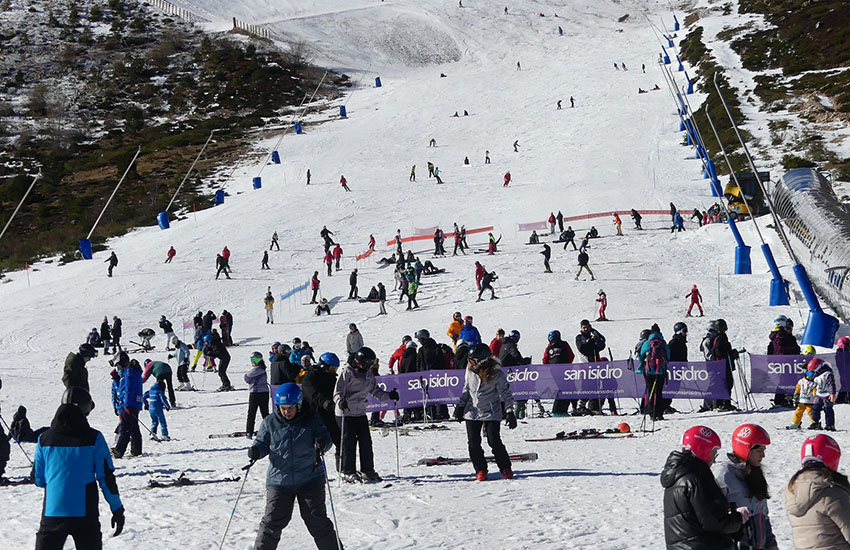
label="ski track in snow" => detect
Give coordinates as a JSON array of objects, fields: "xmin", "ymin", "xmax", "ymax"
[{"xmin": 0, "ymin": 0, "xmax": 843, "ymax": 548}]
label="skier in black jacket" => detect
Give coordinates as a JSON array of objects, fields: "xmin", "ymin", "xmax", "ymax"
[
  {"xmin": 541, "ymin": 244, "xmax": 552, "ymax": 273},
  {"xmin": 575, "ymin": 320, "xmax": 611, "ymax": 413},
  {"xmin": 348, "ymin": 269, "xmax": 359, "ymax": 299},
  {"xmin": 269, "ymin": 345, "xmax": 298, "ymax": 385},
  {"xmin": 661, "ymin": 425, "xmax": 747, "ymax": 549},
  {"xmin": 301, "ymin": 352, "xmax": 342, "ymax": 459},
  {"xmin": 561, "ymin": 226, "xmax": 577, "ymax": 250}
]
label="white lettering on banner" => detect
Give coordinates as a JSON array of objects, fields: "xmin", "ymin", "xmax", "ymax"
[
  {"xmin": 668, "ymin": 366, "xmax": 709, "ymax": 382},
  {"xmin": 406, "ymin": 373, "xmax": 461, "ymax": 391},
  {"xmin": 766, "ymin": 360, "xmax": 808, "ymax": 375},
  {"xmin": 563, "ymin": 365, "xmax": 623, "ymax": 381},
  {"xmin": 506, "ymin": 369, "xmax": 539, "ymax": 383}
]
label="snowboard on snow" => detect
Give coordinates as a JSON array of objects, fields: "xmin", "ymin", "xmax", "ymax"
[
  {"xmin": 416, "ymin": 452, "xmax": 538, "ymax": 466},
  {"xmin": 1, "ymin": 476, "xmax": 34, "ymax": 487}
]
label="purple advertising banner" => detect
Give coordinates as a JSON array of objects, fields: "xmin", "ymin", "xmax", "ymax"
[
  {"xmin": 748, "ymin": 353, "xmax": 843, "ymax": 393},
  {"xmin": 365, "ymin": 360, "xmax": 730, "ymax": 412}
]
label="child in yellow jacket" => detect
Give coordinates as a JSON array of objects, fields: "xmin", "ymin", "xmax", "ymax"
[{"xmin": 788, "ymin": 370, "xmax": 817, "ymax": 429}]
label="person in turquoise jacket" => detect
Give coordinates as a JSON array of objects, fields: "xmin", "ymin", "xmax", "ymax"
[
  {"xmin": 34, "ymin": 387, "xmax": 124, "ymax": 548},
  {"xmin": 248, "ymin": 383, "xmax": 341, "ymax": 550},
  {"xmin": 638, "ymin": 323, "xmax": 670, "ymax": 421}
]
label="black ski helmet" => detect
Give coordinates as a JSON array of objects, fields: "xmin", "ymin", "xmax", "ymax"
[
  {"xmin": 415, "ymin": 329, "xmax": 430, "ymax": 340},
  {"xmin": 548, "ymin": 330, "xmax": 561, "ymax": 343},
  {"xmin": 716, "ymin": 318, "xmax": 728, "ymax": 332},
  {"xmin": 351, "ymin": 347, "xmax": 377, "ymax": 371},
  {"xmin": 639, "ymin": 329, "xmax": 651, "ymax": 340},
  {"xmin": 510, "ymin": 330, "xmax": 521, "ymax": 342},
  {"xmin": 62, "ymin": 386, "xmax": 95, "ymax": 416},
  {"xmin": 673, "ymin": 322, "xmax": 688, "ymax": 334},
  {"xmin": 78, "ymin": 343, "xmax": 97, "ymax": 359},
  {"xmin": 468, "ymin": 343, "xmax": 492, "ymax": 365}
]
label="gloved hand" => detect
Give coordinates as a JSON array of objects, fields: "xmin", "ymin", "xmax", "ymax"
[
  {"xmin": 167, "ymin": 354, "xmax": 174, "ymax": 360},
  {"xmin": 830, "ymin": 394, "xmax": 836, "ymax": 403},
  {"xmin": 247, "ymin": 446, "xmax": 260, "ymax": 461},
  {"xmin": 388, "ymin": 389, "xmax": 399, "ymax": 401},
  {"xmin": 339, "ymin": 399, "xmax": 349, "ymax": 411},
  {"xmin": 736, "ymin": 506, "xmax": 753, "ymax": 523},
  {"xmin": 506, "ymin": 411, "xmax": 517, "ymax": 430},
  {"xmin": 111, "ymin": 507, "xmax": 125, "ymax": 536},
  {"xmin": 452, "ymin": 405, "xmax": 464, "ymax": 422}
]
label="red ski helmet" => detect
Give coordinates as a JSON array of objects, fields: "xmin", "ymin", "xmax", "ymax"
[
  {"xmin": 682, "ymin": 426, "xmax": 721, "ymax": 463},
  {"xmin": 731, "ymin": 424, "xmax": 770, "ymax": 461},
  {"xmin": 617, "ymin": 422, "xmax": 631, "ymax": 434},
  {"xmin": 801, "ymin": 434, "xmax": 841, "ymax": 471},
  {"xmin": 837, "ymin": 336, "xmax": 850, "ymax": 351},
  {"xmin": 807, "ymin": 358, "xmax": 823, "ymax": 372},
  {"xmin": 464, "ymin": 315, "xmax": 473, "ymax": 323}
]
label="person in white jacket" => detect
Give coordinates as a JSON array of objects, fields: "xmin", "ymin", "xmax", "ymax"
[
  {"xmin": 453, "ymin": 343, "xmax": 516, "ymax": 481},
  {"xmin": 345, "ymin": 323, "xmax": 364, "ymax": 357},
  {"xmin": 333, "ymin": 347, "xmax": 397, "ymax": 484}
]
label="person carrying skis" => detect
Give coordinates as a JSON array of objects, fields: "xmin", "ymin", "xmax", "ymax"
[
  {"xmin": 310, "ymin": 272, "xmax": 320, "ymax": 304},
  {"xmin": 159, "ymin": 316, "xmax": 175, "ymax": 351},
  {"xmin": 561, "ymin": 226, "xmax": 577, "ymax": 250},
  {"xmin": 35, "ymin": 387, "xmax": 125, "ymax": 547},
  {"xmin": 143, "ymin": 378, "xmax": 171, "ymax": 441},
  {"xmin": 244, "ymin": 352, "xmax": 269, "ymax": 439},
  {"xmin": 264, "ymin": 290, "xmax": 275, "ymax": 324},
  {"xmin": 503, "ymin": 171, "xmax": 511, "ymax": 187},
  {"xmin": 452, "ymin": 343, "xmax": 516, "ymax": 481},
  {"xmin": 541, "ymin": 244, "xmax": 552, "ymax": 273},
  {"xmin": 631, "ymin": 209, "xmax": 643, "ymax": 230},
  {"xmin": 247, "ymin": 383, "xmax": 341, "ymax": 550},
  {"xmin": 447, "ymin": 312, "xmax": 464, "ymax": 348},
  {"xmin": 460, "ymin": 315, "xmax": 482, "ymax": 346},
  {"xmin": 661, "ymin": 426, "xmax": 747, "ymax": 548},
  {"xmin": 686, "ymin": 284, "xmax": 703, "ymax": 317},
  {"xmin": 333, "ymin": 348, "xmax": 398, "ymax": 482},
  {"xmin": 165, "ymin": 246, "xmax": 176, "ymax": 263},
  {"xmin": 784, "ymin": 434, "xmax": 850, "ymax": 549},
  {"xmin": 475, "ymin": 261, "xmax": 486, "ymax": 290},
  {"xmin": 113, "ymin": 357, "xmax": 143, "ymax": 458},
  {"xmin": 613, "ymin": 212, "xmax": 623, "ymax": 236},
  {"xmin": 544, "ymin": 330, "xmax": 577, "ymax": 416},
  {"xmin": 714, "ymin": 424, "xmax": 777, "ymax": 550},
  {"xmin": 638, "ymin": 324, "xmax": 670, "ymax": 422},
  {"xmin": 596, "ymin": 289, "xmax": 608, "ymax": 321},
  {"xmin": 575, "ymin": 250, "xmax": 595, "ymax": 281},
  {"xmin": 105, "ymin": 251, "xmax": 118, "ymax": 277},
  {"xmin": 340, "ymin": 175, "xmax": 351, "ymax": 191},
  {"xmin": 477, "ymin": 270, "xmax": 498, "ymax": 301}
]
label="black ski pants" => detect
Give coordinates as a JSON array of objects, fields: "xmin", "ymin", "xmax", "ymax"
[
  {"xmin": 114, "ymin": 408, "xmax": 142, "ymax": 456},
  {"xmin": 36, "ymin": 517, "xmax": 102, "ymax": 550},
  {"xmin": 337, "ymin": 415, "xmax": 375, "ymax": 475},
  {"xmin": 644, "ymin": 374, "xmax": 665, "ymax": 419},
  {"xmin": 253, "ymin": 485, "xmax": 340, "ymax": 550},
  {"xmin": 316, "ymin": 408, "xmax": 341, "ymax": 458},
  {"xmin": 217, "ymin": 350, "xmax": 231, "ymax": 387},
  {"xmin": 156, "ymin": 373, "xmax": 176, "ymax": 408},
  {"xmin": 478, "ymin": 283, "xmax": 495, "ymax": 300},
  {"xmin": 177, "ymin": 361, "xmax": 190, "ymax": 384},
  {"xmin": 247, "ymin": 392, "xmax": 270, "ymax": 434},
  {"xmin": 0, "ymin": 422, "xmax": 9, "ymax": 477},
  {"xmin": 563, "ymin": 238, "xmax": 576, "ymax": 251},
  {"xmin": 466, "ymin": 419, "xmax": 510, "ymax": 473}
]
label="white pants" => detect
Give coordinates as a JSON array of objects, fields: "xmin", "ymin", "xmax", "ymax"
[{"xmin": 266, "ymin": 309, "xmax": 274, "ymax": 323}]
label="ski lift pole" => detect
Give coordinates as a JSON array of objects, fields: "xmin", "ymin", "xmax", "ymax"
[
  {"xmin": 87, "ymin": 148, "xmax": 141, "ymax": 241},
  {"xmin": 166, "ymin": 131, "xmax": 217, "ymax": 213},
  {"xmin": 0, "ymin": 172, "xmax": 40, "ymax": 244}
]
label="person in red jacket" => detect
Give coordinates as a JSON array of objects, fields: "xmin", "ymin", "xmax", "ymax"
[
  {"xmin": 324, "ymin": 250, "xmax": 333, "ymax": 276},
  {"xmin": 686, "ymin": 284, "xmax": 703, "ymax": 316},
  {"xmin": 368, "ymin": 234, "xmax": 376, "ymax": 251},
  {"xmin": 222, "ymin": 246, "xmax": 230, "ymax": 260},
  {"xmin": 613, "ymin": 213, "xmax": 622, "ymax": 236},
  {"xmin": 310, "ymin": 272, "xmax": 320, "ymax": 304},
  {"xmin": 332, "ymin": 243, "xmax": 343, "ymax": 271},
  {"xmin": 475, "ymin": 261, "xmax": 486, "ymax": 290},
  {"xmin": 596, "ymin": 290, "xmax": 608, "ymax": 321},
  {"xmin": 490, "ymin": 328, "xmax": 505, "ymax": 356},
  {"xmin": 388, "ymin": 336, "xmax": 411, "ymax": 374},
  {"xmin": 165, "ymin": 246, "xmax": 176, "ymax": 263},
  {"xmin": 548, "ymin": 212, "xmax": 556, "ymax": 234},
  {"xmin": 503, "ymin": 172, "xmax": 511, "ymax": 187},
  {"xmin": 340, "ymin": 175, "xmax": 351, "ymax": 192}
]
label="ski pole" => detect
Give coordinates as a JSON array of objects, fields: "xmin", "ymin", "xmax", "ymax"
[
  {"xmin": 338, "ymin": 416, "xmax": 345, "ymax": 487},
  {"xmin": 393, "ymin": 404, "xmax": 401, "ymax": 479},
  {"xmin": 137, "ymin": 416, "xmax": 162, "ymax": 442},
  {"xmin": 218, "ymin": 462, "xmax": 253, "ymax": 550},
  {"xmin": 0, "ymin": 412, "xmax": 34, "ymax": 466},
  {"xmin": 319, "ymin": 446, "xmax": 344, "ymax": 550}
]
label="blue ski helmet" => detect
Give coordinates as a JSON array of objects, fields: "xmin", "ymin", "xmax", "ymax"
[
  {"xmin": 548, "ymin": 330, "xmax": 561, "ymax": 343},
  {"xmin": 202, "ymin": 333, "xmax": 212, "ymax": 343},
  {"xmin": 274, "ymin": 383, "xmax": 303, "ymax": 406},
  {"xmin": 510, "ymin": 330, "xmax": 521, "ymax": 342},
  {"xmin": 319, "ymin": 352, "xmax": 340, "ymax": 368}
]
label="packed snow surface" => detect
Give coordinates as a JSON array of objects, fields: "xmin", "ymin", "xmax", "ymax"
[{"xmin": 1, "ymin": 0, "xmax": 845, "ymax": 548}]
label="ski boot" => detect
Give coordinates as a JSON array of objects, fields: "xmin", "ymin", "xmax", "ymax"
[
  {"xmin": 476, "ymin": 470, "xmax": 488, "ymax": 481},
  {"xmin": 501, "ymin": 468, "xmax": 514, "ymax": 480},
  {"xmin": 341, "ymin": 472, "xmax": 362, "ymax": 484},
  {"xmin": 360, "ymin": 471, "xmax": 382, "ymax": 483},
  {"xmin": 825, "ymin": 425, "xmax": 836, "ymax": 432},
  {"xmin": 808, "ymin": 421, "xmax": 823, "ymax": 430},
  {"xmin": 786, "ymin": 423, "xmax": 801, "ymax": 430}
]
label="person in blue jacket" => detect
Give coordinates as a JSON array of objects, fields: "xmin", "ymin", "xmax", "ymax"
[
  {"xmin": 459, "ymin": 315, "xmax": 482, "ymax": 346},
  {"xmin": 112, "ymin": 357, "xmax": 143, "ymax": 458},
  {"xmin": 248, "ymin": 383, "xmax": 342, "ymax": 550},
  {"xmin": 143, "ymin": 380, "xmax": 171, "ymax": 441},
  {"xmin": 34, "ymin": 386, "xmax": 124, "ymax": 548},
  {"xmin": 638, "ymin": 323, "xmax": 670, "ymax": 421}
]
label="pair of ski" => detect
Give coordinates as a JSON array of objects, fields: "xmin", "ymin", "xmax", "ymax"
[
  {"xmin": 1, "ymin": 476, "xmax": 33, "ymax": 487},
  {"xmin": 147, "ymin": 471, "xmax": 240, "ymax": 489},
  {"xmin": 208, "ymin": 431, "xmax": 256, "ymax": 439},
  {"xmin": 414, "ymin": 452, "xmax": 538, "ymax": 466},
  {"xmin": 525, "ymin": 428, "xmax": 633, "ymax": 442}
]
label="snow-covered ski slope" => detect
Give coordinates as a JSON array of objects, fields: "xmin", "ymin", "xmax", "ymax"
[{"xmin": 1, "ymin": 1, "xmax": 846, "ymax": 548}]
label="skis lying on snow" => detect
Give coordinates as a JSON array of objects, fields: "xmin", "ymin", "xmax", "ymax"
[
  {"xmin": 371, "ymin": 424, "xmax": 451, "ymax": 436},
  {"xmin": 416, "ymin": 452, "xmax": 538, "ymax": 466},
  {"xmin": 525, "ymin": 428, "xmax": 633, "ymax": 442},
  {"xmin": 208, "ymin": 431, "xmax": 257, "ymax": 439},
  {"xmin": 148, "ymin": 472, "xmax": 240, "ymax": 489},
  {"xmin": 1, "ymin": 476, "xmax": 34, "ymax": 486}
]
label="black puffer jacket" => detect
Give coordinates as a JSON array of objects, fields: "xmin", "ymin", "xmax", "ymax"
[
  {"xmin": 661, "ymin": 450, "xmax": 743, "ymax": 550},
  {"xmin": 400, "ymin": 346, "xmax": 418, "ymax": 374},
  {"xmin": 269, "ymin": 358, "xmax": 300, "ymax": 385},
  {"xmin": 417, "ymin": 338, "xmax": 445, "ymax": 371},
  {"xmin": 301, "ymin": 368, "xmax": 337, "ymax": 416}
]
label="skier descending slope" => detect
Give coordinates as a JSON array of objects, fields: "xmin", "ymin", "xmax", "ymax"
[
  {"xmin": 661, "ymin": 426, "xmax": 748, "ymax": 549},
  {"xmin": 248, "ymin": 384, "xmax": 341, "ymax": 550},
  {"xmin": 453, "ymin": 344, "xmax": 516, "ymax": 481}
]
